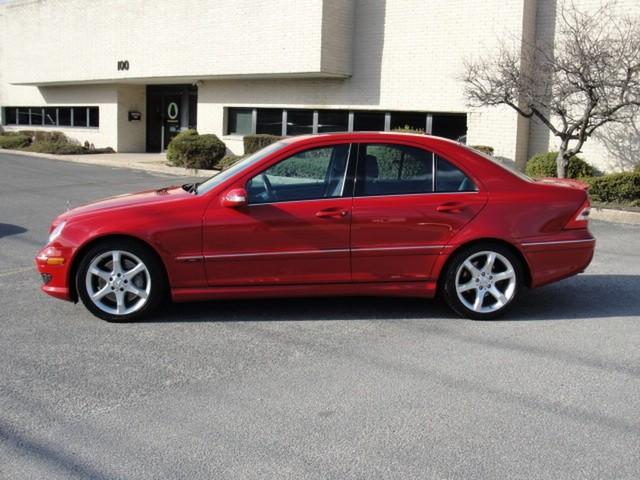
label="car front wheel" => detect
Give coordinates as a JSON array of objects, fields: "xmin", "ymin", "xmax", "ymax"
[
  {"xmin": 442, "ymin": 243, "xmax": 523, "ymax": 320},
  {"xmin": 76, "ymin": 240, "xmax": 166, "ymax": 322}
]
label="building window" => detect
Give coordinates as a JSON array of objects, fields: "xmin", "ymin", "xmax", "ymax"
[
  {"xmin": 17, "ymin": 108, "xmax": 30, "ymax": 125},
  {"xmin": 58, "ymin": 108, "xmax": 72, "ymax": 126},
  {"xmin": 390, "ymin": 111, "xmax": 427, "ymax": 132},
  {"xmin": 353, "ymin": 111, "xmax": 386, "ymax": 131},
  {"xmin": 2, "ymin": 106, "xmax": 99, "ymax": 128},
  {"xmin": 317, "ymin": 110, "xmax": 349, "ymax": 133},
  {"xmin": 256, "ymin": 108, "xmax": 283, "ymax": 135},
  {"xmin": 432, "ymin": 114, "xmax": 466, "ymax": 140},
  {"xmin": 285, "ymin": 109, "xmax": 314, "ymax": 135},
  {"xmin": 227, "ymin": 107, "xmax": 253, "ymax": 135}
]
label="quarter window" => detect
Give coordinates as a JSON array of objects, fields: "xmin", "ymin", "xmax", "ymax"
[
  {"xmin": 247, "ymin": 144, "xmax": 350, "ymax": 204},
  {"xmin": 436, "ymin": 156, "xmax": 476, "ymax": 192}
]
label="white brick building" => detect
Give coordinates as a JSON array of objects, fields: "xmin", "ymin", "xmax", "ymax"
[{"xmin": 1, "ymin": 0, "xmax": 638, "ymax": 171}]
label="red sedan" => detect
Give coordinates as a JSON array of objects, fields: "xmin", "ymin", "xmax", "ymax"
[{"xmin": 36, "ymin": 133, "xmax": 595, "ymax": 321}]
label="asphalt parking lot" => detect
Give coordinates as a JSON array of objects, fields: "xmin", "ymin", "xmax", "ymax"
[{"xmin": 1, "ymin": 152, "xmax": 639, "ymax": 479}]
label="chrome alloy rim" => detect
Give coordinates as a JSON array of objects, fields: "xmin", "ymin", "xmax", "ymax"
[
  {"xmin": 455, "ymin": 251, "xmax": 517, "ymax": 314},
  {"xmin": 85, "ymin": 250, "xmax": 151, "ymax": 316}
]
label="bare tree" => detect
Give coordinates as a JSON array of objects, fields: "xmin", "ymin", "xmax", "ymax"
[{"xmin": 463, "ymin": 1, "xmax": 640, "ymax": 177}]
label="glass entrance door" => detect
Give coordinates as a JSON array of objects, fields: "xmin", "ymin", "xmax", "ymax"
[{"xmin": 146, "ymin": 85, "xmax": 197, "ymax": 152}]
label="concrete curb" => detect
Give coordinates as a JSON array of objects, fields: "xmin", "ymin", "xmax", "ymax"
[
  {"xmin": 590, "ymin": 207, "xmax": 640, "ymax": 225},
  {"xmin": 1, "ymin": 149, "xmax": 218, "ymax": 178}
]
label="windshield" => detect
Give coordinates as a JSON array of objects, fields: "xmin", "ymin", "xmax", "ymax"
[
  {"xmin": 463, "ymin": 145, "xmax": 533, "ymax": 182},
  {"xmin": 197, "ymin": 141, "xmax": 288, "ymax": 194}
]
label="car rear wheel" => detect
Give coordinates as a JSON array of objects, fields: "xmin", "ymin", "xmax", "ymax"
[
  {"xmin": 76, "ymin": 239, "xmax": 166, "ymax": 322},
  {"xmin": 442, "ymin": 243, "xmax": 523, "ymax": 320}
]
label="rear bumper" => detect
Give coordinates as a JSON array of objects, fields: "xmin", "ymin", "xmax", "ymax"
[
  {"xmin": 521, "ymin": 236, "xmax": 595, "ymax": 288},
  {"xmin": 35, "ymin": 245, "xmax": 73, "ymax": 301}
]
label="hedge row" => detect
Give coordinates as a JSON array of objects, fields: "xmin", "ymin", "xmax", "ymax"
[
  {"xmin": 0, "ymin": 130, "xmax": 114, "ymax": 154},
  {"xmin": 586, "ymin": 172, "xmax": 640, "ymax": 207}
]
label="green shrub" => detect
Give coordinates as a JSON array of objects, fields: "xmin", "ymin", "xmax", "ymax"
[
  {"xmin": 586, "ymin": 172, "xmax": 640, "ymax": 206},
  {"xmin": 216, "ymin": 154, "xmax": 243, "ymax": 170},
  {"xmin": 634, "ymin": 164, "xmax": 640, "ymax": 173},
  {"xmin": 0, "ymin": 134, "xmax": 31, "ymax": 149},
  {"xmin": 470, "ymin": 145, "xmax": 494, "ymax": 155},
  {"xmin": 525, "ymin": 151, "xmax": 598, "ymax": 178},
  {"xmin": 166, "ymin": 129, "xmax": 226, "ymax": 169},
  {"xmin": 27, "ymin": 140, "xmax": 85, "ymax": 154},
  {"xmin": 243, "ymin": 134, "xmax": 282, "ymax": 155}
]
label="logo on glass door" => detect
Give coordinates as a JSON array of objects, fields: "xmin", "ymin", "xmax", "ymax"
[{"xmin": 167, "ymin": 102, "xmax": 179, "ymax": 122}]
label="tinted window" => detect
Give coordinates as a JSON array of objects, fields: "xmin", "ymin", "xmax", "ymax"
[
  {"xmin": 228, "ymin": 108, "xmax": 253, "ymax": 135},
  {"xmin": 248, "ymin": 144, "xmax": 350, "ymax": 204},
  {"xmin": 74, "ymin": 107, "xmax": 88, "ymax": 127},
  {"xmin": 432, "ymin": 114, "xmax": 467, "ymax": 140},
  {"xmin": 356, "ymin": 144, "xmax": 433, "ymax": 196},
  {"xmin": 436, "ymin": 156, "xmax": 476, "ymax": 192},
  {"xmin": 390, "ymin": 112, "xmax": 426, "ymax": 132},
  {"xmin": 17, "ymin": 108, "xmax": 30, "ymax": 125},
  {"xmin": 5, "ymin": 107, "xmax": 17, "ymax": 125},
  {"xmin": 353, "ymin": 111, "xmax": 385, "ymax": 131},
  {"xmin": 318, "ymin": 110, "xmax": 349, "ymax": 133},
  {"xmin": 58, "ymin": 108, "xmax": 72, "ymax": 126},
  {"xmin": 89, "ymin": 107, "xmax": 99, "ymax": 127},
  {"xmin": 30, "ymin": 107, "xmax": 44, "ymax": 125},
  {"xmin": 286, "ymin": 109, "xmax": 314, "ymax": 135},
  {"xmin": 256, "ymin": 108, "xmax": 282, "ymax": 135},
  {"xmin": 44, "ymin": 107, "xmax": 57, "ymax": 126}
]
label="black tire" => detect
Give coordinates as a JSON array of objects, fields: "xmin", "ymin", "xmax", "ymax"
[
  {"xmin": 441, "ymin": 242, "xmax": 524, "ymax": 320},
  {"xmin": 76, "ymin": 239, "xmax": 167, "ymax": 322}
]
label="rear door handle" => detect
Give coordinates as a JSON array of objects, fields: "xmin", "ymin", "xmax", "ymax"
[
  {"xmin": 316, "ymin": 208, "xmax": 349, "ymax": 218},
  {"xmin": 436, "ymin": 202, "xmax": 465, "ymax": 213}
]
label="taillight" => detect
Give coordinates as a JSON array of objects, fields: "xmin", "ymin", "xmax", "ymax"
[{"xmin": 564, "ymin": 197, "xmax": 590, "ymax": 229}]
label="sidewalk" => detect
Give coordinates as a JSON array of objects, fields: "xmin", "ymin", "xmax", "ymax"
[{"xmin": 2, "ymin": 149, "xmax": 218, "ymax": 178}]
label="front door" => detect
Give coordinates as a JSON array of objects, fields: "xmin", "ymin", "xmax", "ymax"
[
  {"xmin": 350, "ymin": 142, "xmax": 487, "ymax": 282},
  {"xmin": 202, "ymin": 143, "xmax": 353, "ymax": 286}
]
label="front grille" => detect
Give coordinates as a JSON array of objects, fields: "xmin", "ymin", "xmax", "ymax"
[{"xmin": 41, "ymin": 273, "xmax": 52, "ymax": 285}]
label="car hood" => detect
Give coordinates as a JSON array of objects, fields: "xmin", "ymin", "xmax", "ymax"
[{"xmin": 59, "ymin": 186, "xmax": 191, "ymax": 220}]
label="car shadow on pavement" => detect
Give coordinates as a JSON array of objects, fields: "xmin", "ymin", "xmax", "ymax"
[
  {"xmin": 143, "ymin": 274, "xmax": 640, "ymax": 323},
  {"xmin": 0, "ymin": 223, "xmax": 27, "ymax": 239}
]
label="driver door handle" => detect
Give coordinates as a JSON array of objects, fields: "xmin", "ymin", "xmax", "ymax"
[{"xmin": 316, "ymin": 208, "xmax": 349, "ymax": 218}]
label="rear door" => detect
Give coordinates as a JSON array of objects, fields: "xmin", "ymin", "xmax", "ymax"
[{"xmin": 350, "ymin": 142, "xmax": 487, "ymax": 282}]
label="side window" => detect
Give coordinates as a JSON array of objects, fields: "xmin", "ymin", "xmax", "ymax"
[
  {"xmin": 436, "ymin": 156, "xmax": 476, "ymax": 192},
  {"xmin": 247, "ymin": 144, "xmax": 350, "ymax": 204},
  {"xmin": 356, "ymin": 144, "xmax": 433, "ymax": 196}
]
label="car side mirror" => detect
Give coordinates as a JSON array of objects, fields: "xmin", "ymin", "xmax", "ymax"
[{"xmin": 221, "ymin": 187, "xmax": 248, "ymax": 208}]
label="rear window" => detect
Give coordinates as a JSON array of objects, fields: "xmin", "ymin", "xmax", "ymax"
[{"xmin": 464, "ymin": 145, "xmax": 533, "ymax": 182}]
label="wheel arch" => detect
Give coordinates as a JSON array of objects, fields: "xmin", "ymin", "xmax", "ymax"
[
  {"xmin": 67, "ymin": 234, "xmax": 169, "ymax": 303},
  {"xmin": 437, "ymin": 238, "xmax": 532, "ymax": 292}
]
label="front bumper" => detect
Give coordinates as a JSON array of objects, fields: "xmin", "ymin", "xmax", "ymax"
[{"xmin": 35, "ymin": 244, "xmax": 73, "ymax": 301}]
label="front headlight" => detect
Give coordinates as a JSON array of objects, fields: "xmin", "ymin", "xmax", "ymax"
[{"xmin": 48, "ymin": 221, "xmax": 66, "ymax": 243}]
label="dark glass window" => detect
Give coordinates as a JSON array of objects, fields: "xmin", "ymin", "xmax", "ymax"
[
  {"xmin": 432, "ymin": 114, "xmax": 467, "ymax": 140},
  {"xmin": 89, "ymin": 107, "xmax": 99, "ymax": 127},
  {"xmin": 247, "ymin": 144, "xmax": 349, "ymax": 204},
  {"xmin": 44, "ymin": 108, "xmax": 57, "ymax": 126},
  {"xmin": 356, "ymin": 144, "xmax": 434, "ymax": 196},
  {"xmin": 228, "ymin": 108, "xmax": 253, "ymax": 135},
  {"xmin": 390, "ymin": 111, "xmax": 426, "ymax": 132},
  {"xmin": 317, "ymin": 110, "xmax": 349, "ymax": 133},
  {"xmin": 17, "ymin": 108, "xmax": 30, "ymax": 125},
  {"xmin": 286, "ymin": 109, "xmax": 314, "ymax": 135},
  {"xmin": 58, "ymin": 108, "xmax": 72, "ymax": 126},
  {"xmin": 73, "ymin": 107, "xmax": 88, "ymax": 127},
  {"xmin": 30, "ymin": 108, "xmax": 44, "ymax": 125},
  {"xmin": 436, "ymin": 156, "xmax": 476, "ymax": 192},
  {"xmin": 5, "ymin": 107, "xmax": 17, "ymax": 125},
  {"xmin": 256, "ymin": 108, "xmax": 282, "ymax": 135},
  {"xmin": 353, "ymin": 111, "xmax": 385, "ymax": 131}
]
